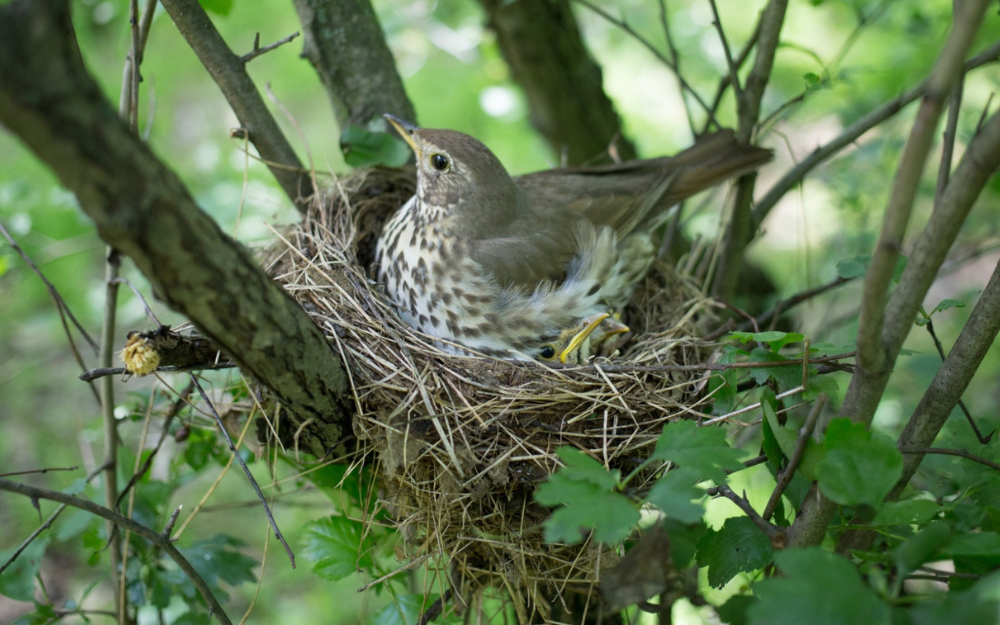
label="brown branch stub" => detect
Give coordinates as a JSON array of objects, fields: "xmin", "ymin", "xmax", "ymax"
[{"xmin": 0, "ymin": 0, "xmax": 353, "ymax": 458}]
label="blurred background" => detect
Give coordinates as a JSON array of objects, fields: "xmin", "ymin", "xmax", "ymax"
[{"xmin": 1, "ymin": 0, "xmax": 998, "ymax": 622}]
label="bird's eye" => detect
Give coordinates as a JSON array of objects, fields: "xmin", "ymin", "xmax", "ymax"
[
  {"xmin": 539, "ymin": 346, "xmax": 556, "ymax": 360},
  {"xmin": 430, "ymin": 153, "xmax": 449, "ymax": 171}
]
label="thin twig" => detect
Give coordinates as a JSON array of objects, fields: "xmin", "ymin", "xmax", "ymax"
[
  {"xmin": 708, "ymin": 485, "xmax": 782, "ymax": 539},
  {"xmin": 597, "ymin": 352, "xmax": 855, "ymax": 375},
  {"xmin": 921, "ymin": 318, "xmax": 988, "ymax": 444},
  {"xmin": 110, "ymin": 276, "xmax": 160, "ymax": 325},
  {"xmin": 703, "ymin": 18, "xmax": 762, "ymax": 134},
  {"xmin": 749, "ymin": 276, "xmax": 855, "ymax": 331},
  {"xmin": 190, "ymin": 376, "xmax": 296, "ymax": 568},
  {"xmin": 0, "ymin": 463, "xmax": 107, "ymax": 576},
  {"xmin": 0, "ymin": 477, "xmax": 233, "ymax": 625},
  {"xmin": 79, "ymin": 362, "xmax": 238, "ymax": 382},
  {"xmin": 753, "ymin": 38, "xmax": 1000, "ymax": 227},
  {"xmin": 656, "ymin": 0, "xmax": 696, "ymax": 137},
  {"xmin": 0, "ymin": 466, "xmax": 79, "ymax": 478},
  {"xmin": 707, "ymin": 0, "xmax": 743, "ymax": 99},
  {"xmin": 116, "ymin": 383, "xmax": 195, "ymax": 507},
  {"xmin": 240, "ymin": 31, "xmax": 300, "ymax": 64},
  {"xmin": 0, "ymin": 220, "xmax": 101, "ymax": 358},
  {"xmin": 899, "ymin": 447, "xmax": 1000, "ymax": 473},
  {"xmin": 762, "ymin": 394, "xmax": 827, "ymax": 521},
  {"xmin": 571, "ymin": 0, "xmax": 717, "ymax": 125}
]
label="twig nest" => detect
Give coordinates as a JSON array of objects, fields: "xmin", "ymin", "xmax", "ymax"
[{"xmin": 265, "ymin": 169, "xmax": 715, "ymax": 614}]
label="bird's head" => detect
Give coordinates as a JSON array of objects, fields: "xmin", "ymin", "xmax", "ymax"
[{"xmin": 385, "ymin": 115, "xmax": 520, "ymax": 230}]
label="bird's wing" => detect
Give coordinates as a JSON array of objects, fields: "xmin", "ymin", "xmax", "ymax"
[
  {"xmin": 464, "ymin": 222, "xmax": 583, "ymax": 289},
  {"xmin": 515, "ymin": 130, "xmax": 773, "ymax": 237}
]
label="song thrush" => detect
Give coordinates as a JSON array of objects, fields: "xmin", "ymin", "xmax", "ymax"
[{"xmin": 376, "ymin": 116, "xmax": 771, "ymax": 362}]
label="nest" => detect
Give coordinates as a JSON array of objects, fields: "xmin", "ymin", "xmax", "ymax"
[{"xmin": 264, "ymin": 168, "xmax": 716, "ymax": 619}]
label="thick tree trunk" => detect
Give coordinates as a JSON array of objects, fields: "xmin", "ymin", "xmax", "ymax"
[{"xmin": 0, "ymin": 0, "xmax": 352, "ymax": 458}]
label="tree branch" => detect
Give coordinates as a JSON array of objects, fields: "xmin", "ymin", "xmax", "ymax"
[
  {"xmin": 0, "ymin": 477, "xmax": 233, "ymax": 625},
  {"xmin": 0, "ymin": 0, "xmax": 352, "ymax": 458},
  {"xmin": 291, "ymin": 0, "xmax": 415, "ymax": 132},
  {"xmin": 158, "ymin": 0, "xmax": 315, "ymax": 211},
  {"xmin": 712, "ymin": 0, "xmax": 787, "ymax": 300},
  {"xmin": 479, "ymin": 0, "xmax": 636, "ymax": 165},
  {"xmin": 752, "ymin": 39, "xmax": 1000, "ymax": 228},
  {"xmin": 787, "ymin": 2, "xmax": 995, "ymax": 548}
]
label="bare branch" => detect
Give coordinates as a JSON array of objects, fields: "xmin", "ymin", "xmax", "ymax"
[
  {"xmin": 0, "ymin": 477, "xmax": 234, "ymax": 625},
  {"xmin": 240, "ymin": 31, "xmax": 300, "ymax": 65},
  {"xmin": 158, "ymin": 0, "xmax": 314, "ymax": 211},
  {"xmin": 899, "ymin": 447, "xmax": 1000, "ymax": 473},
  {"xmin": 192, "ymin": 375, "xmax": 296, "ymax": 568},
  {"xmin": 762, "ymin": 395, "xmax": 826, "ymax": 521}
]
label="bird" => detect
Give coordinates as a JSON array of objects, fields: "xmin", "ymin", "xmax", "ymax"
[{"xmin": 375, "ymin": 115, "xmax": 771, "ymax": 362}]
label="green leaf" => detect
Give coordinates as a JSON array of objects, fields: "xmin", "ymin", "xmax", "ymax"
[
  {"xmin": 761, "ymin": 398, "xmax": 824, "ymax": 482},
  {"xmin": 660, "ymin": 518, "xmax": 707, "ymax": 569},
  {"xmin": 709, "ymin": 347, "xmax": 742, "ymax": 414},
  {"xmin": 177, "ymin": 535, "xmax": 256, "ymax": 602},
  {"xmin": 369, "ymin": 593, "xmax": 436, "ymax": 625},
  {"xmin": 908, "ymin": 570, "xmax": 1000, "ymax": 625},
  {"xmin": 650, "ymin": 420, "xmax": 745, "ymax": 485},
  {"xmin": 341, "ymin": 125, "xmax": 412, "ymax": 168},
  {"xmin": 645, "ymin": 468, "xmax": 704, "ymax": 524},
  {"xmin": 718, "ymin": 594, "xmax": 757, "ymax": 625},
  {"xmin": 836, "ymin": 255, "xmax": 870, "ymax": 279},
  {"xmin": 199, "ymin": 0, "xmax": 233, "ymax": 16},
  {"xmin": 804, "ymin": 72, "xmax": 821, "ymax": 86},
  {"xmin": 536, "ymin": 447, "xmax": 638, "ymax": 545},
  {"xmin": 301, "ymin": 515, "xmax": 373, "ymax": 581},
  {"xmin": 872, "ymin": 499, "xmax": 940, "ymax": 526},
  {"xmin": 727, "ymin": 331, "xmax": 805, "ymax": 351},
  {"xmin": 894, "ymin": 522, "xmax": 951, "ymax": 581},
  {"xmin": 0, "ymin": 537, "xmax": 49, "ymax": 601},
  {"xmin": 695, "ymin": 517, "xmax": 773, "ymax": 588},
  {"xmin": 816, "ymin": 419, "xmax": 903, "ymax": 507},
  {"xmin": 748, "ymin": 348, "xmax": 801, "ymax": 389},
  {"xmin": 932, "ymin": 298, "xmax": 966, "ymax": 314},
  {"xmin": 749, "ymin": 548, "xmax": 891, "ymax": 625}
]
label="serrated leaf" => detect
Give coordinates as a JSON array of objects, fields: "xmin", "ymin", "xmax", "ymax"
[
  {"xmin": 816, "ymin": 419, "xmax": 903, "ymax": 507},
  {"xmin": 727, "ymin": 331, "xmax": 804, "ymax": 351},
  {"xmin": 696, "ymin": 517, "xmax": 773, "ymax": 588},
  {"xmin": 301, "ymin": 515, "xmax": 373, "ymax": 581},
  {"xmin": 369, "ymin": 593, "xmax": 436, "ymax": 625},
  {"xmin": 646, "ymin": 468, "xmax": 704, "ymax": 524},
  {"xmin": 650, "ymin": 421, "xmax": 745, "ymax": 484},
  {"xmin": 536, "ymin": 447, "xmax": 638, "ymax": 545},
  {"xmin": 341, "ymin": 125, "xmax": 412, "ymax": 168},
  {"xmin": 749, "ymin": 548, "xmax": 891, "ymax": 625},
  {"xmin": 748, "ymin": 348, "xmax": 802, "ymax": 389}
]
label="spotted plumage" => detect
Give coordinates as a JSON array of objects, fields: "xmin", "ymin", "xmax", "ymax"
[{"xmin": 375, "ymin": 116, "xmax": 772, "ymax": 361}]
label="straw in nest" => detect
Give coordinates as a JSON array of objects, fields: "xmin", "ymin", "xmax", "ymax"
[{"xmin": 264, "ymin": 168, "xmax": 717, "ymax": 619}]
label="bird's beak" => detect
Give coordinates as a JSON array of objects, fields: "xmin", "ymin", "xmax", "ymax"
[
  {"xmin": 384, "ymin": 114, "xmax": 421, "ymax": 157},
  {"xmin": 558, "ymin": 313, "xmax": 630, "ymax": 364}
]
